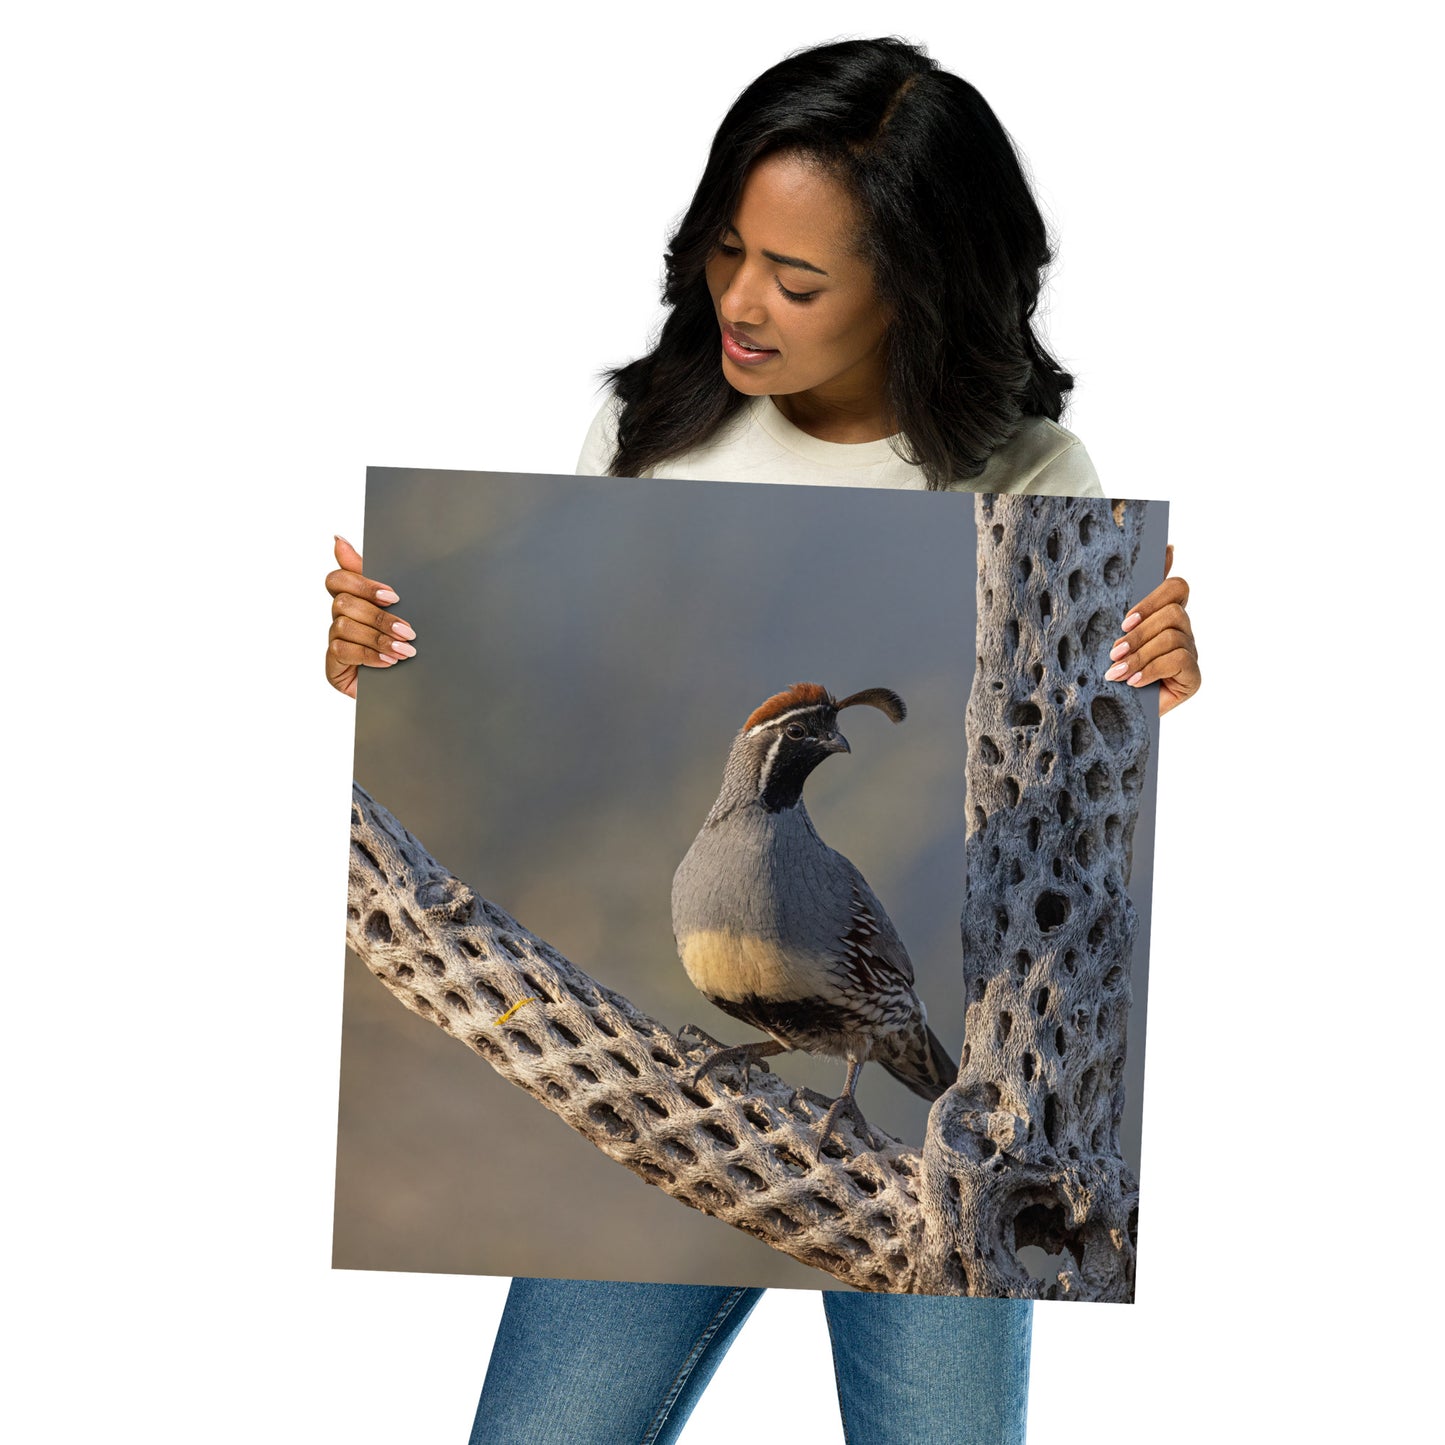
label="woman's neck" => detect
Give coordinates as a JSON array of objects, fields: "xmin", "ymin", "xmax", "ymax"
[{"xmin": 769, "ymin": 385, "xmax": 896, "ymax": 445}]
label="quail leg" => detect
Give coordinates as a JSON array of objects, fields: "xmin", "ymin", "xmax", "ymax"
[
  {"xmin": 692, "ymin": 1038, "xmax": 790, "ymax": 1092},
  {"xmin": 815, "ymin": 1057, "xmax": 870, "ymax": 1160}
]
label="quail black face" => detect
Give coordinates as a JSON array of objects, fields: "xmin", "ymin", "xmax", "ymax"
[{"xmin": 754, "ymin": 708, "xmax": 848, "ymax": 812}]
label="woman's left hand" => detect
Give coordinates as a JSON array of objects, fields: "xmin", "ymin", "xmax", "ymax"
[{"xmin": 1104, "ymin": 544, "xmax": 1200, "ymax": 716}]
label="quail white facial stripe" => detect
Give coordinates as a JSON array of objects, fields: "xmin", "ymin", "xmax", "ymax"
[
  {"xmin": 755, "ymin": 731, "xmax": 784, "ymax": 800},
  {"xmin": 745, "ymin": 703, "xmax": 831, "ymax": 737}
]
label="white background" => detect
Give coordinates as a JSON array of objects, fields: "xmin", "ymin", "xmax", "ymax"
[{"xmin": 6, "ymin": 2, "xmax": 1437, "ymax": 1441}]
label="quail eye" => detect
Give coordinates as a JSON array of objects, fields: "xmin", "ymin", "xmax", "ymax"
[{"xmin": 785, "ymin": 722, "xmax": 806, "ymax": 740}]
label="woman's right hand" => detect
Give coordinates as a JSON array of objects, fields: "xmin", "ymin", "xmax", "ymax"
[{"xmin": 325, "ymin": 536, "xmax": 416, "ymax": 699}]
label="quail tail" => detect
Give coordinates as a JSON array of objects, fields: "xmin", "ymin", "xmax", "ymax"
[{"xmin": 876, "ymin": 1021, "xmax": 957, "ymax": 1102}]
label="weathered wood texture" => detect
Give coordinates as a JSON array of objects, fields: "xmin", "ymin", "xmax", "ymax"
[{"xmin": 919, "ymin": 496, "xmax": 1148, "ymax": 1301}]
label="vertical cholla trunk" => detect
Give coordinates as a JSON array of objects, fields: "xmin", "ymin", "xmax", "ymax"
[{"xmin": 919, "ymin": 496, "xmax": 1150, "ymax": 1302}]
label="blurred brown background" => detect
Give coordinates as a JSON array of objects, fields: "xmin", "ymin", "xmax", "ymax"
[{"xmin": 332, "ymin": 470, "xmax": 1163, "ymax": 1287}]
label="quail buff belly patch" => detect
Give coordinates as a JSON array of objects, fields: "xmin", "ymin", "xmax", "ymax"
[{"xmin": 671, "ymin": 682, "xmax": 956, "ymax": 1155}]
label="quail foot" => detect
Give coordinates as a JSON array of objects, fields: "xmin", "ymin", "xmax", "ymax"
[{"xmin": 671, "ymin": 682, "xmax": 956, "ymax": 1159}]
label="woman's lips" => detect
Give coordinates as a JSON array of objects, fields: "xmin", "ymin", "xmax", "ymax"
[{"xmin": 721, "ymin": 324, "xmax": 779, "ymax": 366}]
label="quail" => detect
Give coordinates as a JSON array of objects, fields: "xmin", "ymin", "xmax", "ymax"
[{"xmin": 671, "ymin": 682, "xmax": 956, "ymax": 1156}]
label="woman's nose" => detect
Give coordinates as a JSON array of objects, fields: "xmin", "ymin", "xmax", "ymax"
[{"xmin": 719, "ymin": 264, "xmax": 768, "ymax": 327}]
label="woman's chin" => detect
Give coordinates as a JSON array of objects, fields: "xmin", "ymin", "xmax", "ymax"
[{"xmin": 720, "ymin": 359, "xmax": 779, "ymax": 395}]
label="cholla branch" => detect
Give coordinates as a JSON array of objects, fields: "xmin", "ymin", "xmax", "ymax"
[{"xmin": 347, "ymin": 782, "xmax": 928, "ymax": 1293}]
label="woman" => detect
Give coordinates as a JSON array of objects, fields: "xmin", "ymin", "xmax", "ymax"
[{"xmin": 327, "ymin": 37, "xmax": 1199, "ymax": 1443}]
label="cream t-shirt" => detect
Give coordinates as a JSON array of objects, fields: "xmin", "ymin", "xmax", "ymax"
[{"xmin": 575, "ymin": 392, "xmax": 1103, "ymax": 496}]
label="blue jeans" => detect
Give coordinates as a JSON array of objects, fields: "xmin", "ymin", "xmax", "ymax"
[{"xmin": 470, "ymin": 1278, "xmax": 1032, "ymax": 1444}]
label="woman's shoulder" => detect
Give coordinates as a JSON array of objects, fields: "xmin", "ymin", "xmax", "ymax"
[
  {"xmin": 575, "ymin": 390, "xmax": 761, "ymax": 481},
  {"xmin": 575, "ymin": 393, "xmax": 625, "ymax": 477},
  {"xmin": 962, "ymin": 416, "xmax": 1104, "ymax": 498}
]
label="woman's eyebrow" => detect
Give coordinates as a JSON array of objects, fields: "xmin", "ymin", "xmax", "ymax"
[
  {"xmin": 762, "ymin": 249, "xmax": 828, "ymax": 276},
  {"xmin": 723, "ymin": 225, "xmax": 829, "ymax": 276}
]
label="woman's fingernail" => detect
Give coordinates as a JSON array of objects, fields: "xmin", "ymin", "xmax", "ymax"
[
  {"xmin": 376, "ymin": 587, "xmax": 400, "ymax": 604},
  {"xmin": 391, "ymin": 621, "xmax": 417, "ymax": 640},
  {"xmin": 390, "ymin": 641, "xmax": 416, "ymax": 658},
  {"xmin": 1105, "ymin": 661, "xmax": 1130, "ymax": 681},
  {"xmin": 1109, "ymin": 641, "xmax": 1130, "ymax": 661},
  {"xmin": 1126, "ymin": 671, "xmax": 1144, "ymax": 686},
  {"xmin": 377, "ymin": 654, "xmax": 398, "ymax": 665},
  {"xmin": 1121, "ymin": 612, "xmax": 1142, "ymax": 631}
]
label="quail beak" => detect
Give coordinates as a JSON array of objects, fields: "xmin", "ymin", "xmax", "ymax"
[{"xmin": 820, "ymin": 730, "xmax": 850, "ymax": 755}]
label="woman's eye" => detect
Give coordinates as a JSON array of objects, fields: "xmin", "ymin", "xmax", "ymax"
[
  {"xmin": 785, "ymin": 723, "xmax": 806, "ymax": 739},
  {"xmin": 775, "ymin": 279, "xmax": 817, "ymax": 304},
  {"xmin": 716, "ymin": 242, "xmax": 742, "ymax": 257}
]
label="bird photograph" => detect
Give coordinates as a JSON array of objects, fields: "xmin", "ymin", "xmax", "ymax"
[
  {"xmin": 334, "ymin": 465, "xmax": 1164, "ymax": 1291},
  {"xmin": 673, "ymin": 681, "xmax": 954, "ymax": 1159}
]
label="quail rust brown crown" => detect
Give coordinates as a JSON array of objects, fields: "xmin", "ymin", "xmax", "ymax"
[
  {"xmin": 744, "ymin": 682, "xmax": 908, "ymax": 732},
  {"xmin": 744, "ymin": 682, "xmax": 835, "ymax": 731}
]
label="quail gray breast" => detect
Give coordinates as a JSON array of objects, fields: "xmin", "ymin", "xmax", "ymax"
[{"xmin": 670, "ymin": 682, "xmax": 956, "ymax": 1156}]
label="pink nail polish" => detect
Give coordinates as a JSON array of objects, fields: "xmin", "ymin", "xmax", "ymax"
[
  {"xmin": 1109, "ymin": 641, "xmax": 1130, "ymax": 661},
  {"xmin": 1121, "ymin": 612, "xmax": 1141, "ymax": 631},
  {"xmin": 376, "ymin": 588, "xmax": 400, "ymax": 605},
  {"xmin": 1105, "ymin": 662, "xmax": 1128, "ymax": 681},
  {"xmin": 1126, "ymin": 671, "xmax": 1143, "ymax": 686},
  {"xmin": 392, "ymin": 621, "xmax": 417, "ymax": 640},
  {"xmin": 390, "ymin": 642, "xmax": 417, "ymax": 658},
  {"xmin": 377, "ymin": 654, "xmax": 397, "ymax": 665}
]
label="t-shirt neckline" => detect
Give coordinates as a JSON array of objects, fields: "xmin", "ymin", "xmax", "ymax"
[{"xmin": 750, "ymin": 396, "xmax": 903, "ymax": 468}]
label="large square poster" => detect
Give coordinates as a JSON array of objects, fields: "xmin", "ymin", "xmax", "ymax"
[{"xmin": 334, "ymin": 468, "xmax": 1165, "ymax": 1302}]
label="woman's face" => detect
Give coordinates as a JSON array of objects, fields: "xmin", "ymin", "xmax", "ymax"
[{"xmin": 704, "ymin": 152, "xmax": 890, "ymax": 418}]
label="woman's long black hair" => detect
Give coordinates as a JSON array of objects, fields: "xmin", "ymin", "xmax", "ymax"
[{"xmin": 607, "ymin": 37, "xmax": 1074, "ymax": 490}]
